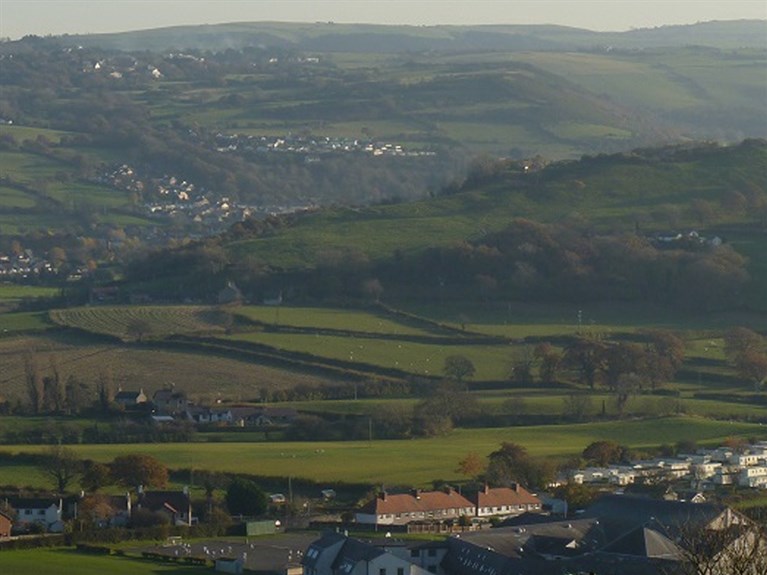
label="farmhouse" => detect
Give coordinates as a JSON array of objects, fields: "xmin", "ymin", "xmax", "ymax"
[
  {"xmin": 114, "ymin": 388, "xmax": 147, "ymax": 408},
  {"xmin": 355, "ymin": 488, "xmax": 475, "ymax": 526},
  {"xmin": 152, "ymin": 388, "xmax": 188, "ymax": 415}
]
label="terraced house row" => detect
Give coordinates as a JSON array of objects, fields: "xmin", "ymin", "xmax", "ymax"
[{"xmin": 355, "ymin": 485, "xmax": 541, "ymax": 526}]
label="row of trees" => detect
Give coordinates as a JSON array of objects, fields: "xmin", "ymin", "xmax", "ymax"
[{"xmin": 39, "ymin": 447, "xmax": 169, "ymax": 493}]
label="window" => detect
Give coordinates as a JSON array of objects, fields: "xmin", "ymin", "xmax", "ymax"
[
  {"xmin": 379, "ymin": 569, "xmax": 386, "ymax": 575},
  {"xmin": 428, "ymin": 548, "xmax": 437, "ymax": 557},
  {"xmin": 397, "ymin": 569, "xmax": 404, "ymax": 575},
  {"xmin": 24, "ymin": 510, "xmax": 32, "ymax": 515},
  {"xmin": 410, "ymin": 550, "xmax": 419, "ymax": 558},
  {"xmin": 427, "ymin": 566, "xmax": 437, "ymax": 573}
]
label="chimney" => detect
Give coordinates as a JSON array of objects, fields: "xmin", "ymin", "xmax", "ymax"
[
  {"xmin": 379, "ymin": 491, "xmax": 387, "ymax": 501},
  {"xmin": 511, "ymin": 482, "xmax": 519, "ymax": 492},
  {"xmin": 484, "ymin": 484, "xmax": 490, "ymax": 495},
  {"xmin": 412, "ymin": 489, "xmax": 421, "ymax": 500}
]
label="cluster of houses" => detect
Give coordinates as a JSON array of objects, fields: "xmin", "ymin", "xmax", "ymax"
[
  {"xmin": 0, "ymin": 488, "xmax": 193, "ymax": 535},
  {"xmin": 0, "ymin": 248, "xmax": 56, "ymax": 280},
  {"xmin": 302, "ymin": 495, "xmax": 758, "ymax": 575},
  {"xmin": 213, "ymin": 132, "xmax": 435, "ymax": 159},
  {"xmin": 563, "ymin": 441, "xmax": 767, "ymax": 490},
  {"xmin": 113, "ymin": 387, "xmax": 298, "ymax": 428},
  {"xmin": 651, "ymin": 229, "xmax": 723, "ymax": 249},
  {"xmin": 99, "ymin": 163, "xmax": 312, "ymax": 233}
]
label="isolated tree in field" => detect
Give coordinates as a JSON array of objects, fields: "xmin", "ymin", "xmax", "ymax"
[
  {"xmin": 443, "ymin": 355, "xmax": 475, "ymax": 382},
  {"xmin": 111, "ymin": 454, "xmax": 168, "ymax": 488},
  {"xmin": 125, "ymin": 317, "xmax": 153, "ymax": 342},
  {"xmin": 563, "ymin": 337, "xmax": 607, "ymax": 389},
  {"xmin": 456, "ymin": 451, "xmax": 485, "ymax": 480},
  {"xmin": 40, "ymin": 444, "xmax": 81, "ymax": 493},
  {"xmin": 643, "ymin": 329, "xmax": 686, "ymax": 389},
  {"xmin": 603, "ymin": 342, "xmax": 647, "ymax": 392},
  {"xmin": 535, "ymin": 342, "xmax": 562, "ymax": 384},
  {"xmin": 225, "ymin": 477, "xmax": 267, "ymax": 517}
]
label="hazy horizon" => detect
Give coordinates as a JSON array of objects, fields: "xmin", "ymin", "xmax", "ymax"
[{"xmin": 1, "ymin": 0, "xmax": 765, "ymax": 40}]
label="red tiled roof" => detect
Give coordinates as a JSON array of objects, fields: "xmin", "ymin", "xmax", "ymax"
[
  {"xmin": 472, "ymin": 485, "xmax": 541, "ymax": 508},
  {"xmin": 361, "ymin": 489, "xmax": 474, "ymax": 515}
]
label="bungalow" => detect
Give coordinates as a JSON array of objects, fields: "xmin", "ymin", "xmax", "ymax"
[
  {"xmin": 471, "ymin": 484, "xmax": 541, "ymax": 519},
  {"xmin": 0, "ymin": 510, "xmax": 12, "ymax": 538},
  {"xmin": 356, "ymin": 488, "xmax": 475, "ymax": 526},
  {"xmin": 137, "ymin": 489, "xmax": 193, "ymax": 526},
  {"xmin": 7, "ymin": 497, "xmax": 63, "ymax": 533}
]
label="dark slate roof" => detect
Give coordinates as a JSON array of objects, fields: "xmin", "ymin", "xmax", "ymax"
[
  {"xmin": 496, "ymin": 511, "xmax": 555, "ymax": 528},
  {"xmin": 302, "ymin": 532, "xmax": 345, "ymax": 569},
  {"xmin": 601, "ymin": 524, "xmax": 683, "ymax": 559},
  {"xmin": 302, "ymin": 533, "xmax": 388, "ymax": 571},
  {"xmin": 139, "ymin": 491, "xmax": 190, "ymax": 514},
  {"xmin": 6, "ymin": 497, "xmax": 60, "ymax": 509},
  {"xmin": 581, "ymin": 494, "xmax": 726, "ymax": 537},
  {"xmin": 333, "ymin": 537, "xmax": 386, "ymax": 569}
]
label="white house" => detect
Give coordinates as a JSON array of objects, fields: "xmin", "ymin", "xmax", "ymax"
[
  {"xmin": 739, "ymin": 466, "xmax": 767, "ymax": 488},
  {"xmin": 8, "ymin": 497, "xmax": 63, "ymax": 532}
]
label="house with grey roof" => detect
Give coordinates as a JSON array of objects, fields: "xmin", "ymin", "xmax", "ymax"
[{"xmin": 303, "ymin": 532, "xmax": 433, "ymax": 575}]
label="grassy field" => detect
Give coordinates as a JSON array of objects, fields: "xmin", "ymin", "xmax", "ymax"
[
  {"xmin": 224, "ymin": 331, "xmax": 512, "ymax": 380},
  {"xmin": 234, "ymin": 305, "xmax": 439, "ymax": 336},
  {"xmin": 0, "ymin": 312, "xmax": 52, "ymax": 334},
  {"xmin": 49, "ymin": 306, "xmax": 229, "ymax": 340},
  {"xmin": 4, "ymin": 416, "xmax": 763, "ymax": 487},
  {"xmin": 0, "ymin": 334, "xmax": 335, "ymax": 402},
  {"xmin": 0, "ymin": 548, "xmax": 207, "ymax": 575}
]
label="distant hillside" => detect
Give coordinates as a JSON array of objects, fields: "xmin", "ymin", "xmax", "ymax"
[
  {"xmin": 123, "ymin": 140, "xmax": 767, "ymax": 311},
  {"xmin": 36, "ymin": 20, "xmax": 767, "ymax": 53}
]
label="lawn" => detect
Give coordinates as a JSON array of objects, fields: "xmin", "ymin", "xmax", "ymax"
[
  {"xmin": 6, "ymin": 416, "xmax": 763, "ymax": 487},
  {"xmin": 0, "ymin": 548, "xmax": 207, "ymax": 575}
]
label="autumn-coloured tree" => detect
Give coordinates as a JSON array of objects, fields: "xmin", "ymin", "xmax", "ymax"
[
  {"xmin": 111, "ymin": 454, "xmax": 168, "ymax": 488},
  {"xmin": 456, "ymin": 451, "xmax": 485, "ymax": 480}
]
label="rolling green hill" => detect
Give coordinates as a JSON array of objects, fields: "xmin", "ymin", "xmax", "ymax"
[{"xmin": 46, "ymin": 20, "xmax": 767, "ymax": 53}]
